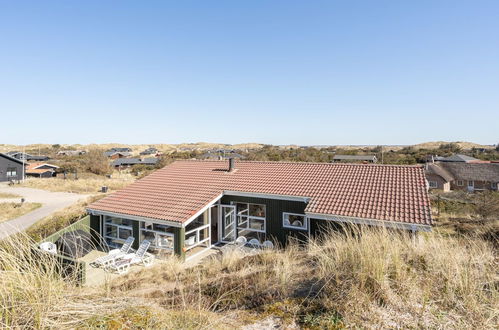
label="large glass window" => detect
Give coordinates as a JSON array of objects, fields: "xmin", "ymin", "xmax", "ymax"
[
  {"xmin": 104, "ymin": 216, "xmax": 133, "ymax": 248},
  {"xmin": 140, "ymin": 221, "xmax": 174, "ymax": 255},
  {"xmin": 233, "ymin": 202, "xmax": 266, "ymax": 243},
  {"xmin": 283, "ymin": 213, "xmax": 307, "ymax": 230}
]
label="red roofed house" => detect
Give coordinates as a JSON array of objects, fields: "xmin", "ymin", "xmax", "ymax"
[
  {"xmin": 86, "ymin": 159, "xmax": 433, "ymax": 261},
  {"xmin": 25, "ymin": 162, "xmax": 59, "ymax": 178}
]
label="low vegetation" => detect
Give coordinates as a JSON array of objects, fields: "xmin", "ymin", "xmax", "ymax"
[
  {"xmin": 19, "ymin": 174, "xmax": 135, "ymax": 194},
  {"xmin": 0, "ymin": 192, "xmax": 21, "ymax": 199},
  {"xmin": 0, "ymin": 226, "xmax": 496, "ymax": 328},
  {"xmin": 0, "ymin": 202, "xmax": 42, "ymax": 223}
]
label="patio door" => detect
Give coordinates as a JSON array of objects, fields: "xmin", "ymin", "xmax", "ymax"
[{"xmin": 219, "ymin": 204, "xmax": 236, "ymax": 243}]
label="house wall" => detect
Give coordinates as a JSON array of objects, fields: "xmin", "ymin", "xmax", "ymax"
[
  {"xmin": 450, "ymin": 180, "xmax": 495, "ymax": 192},
  {"xmin": 425, "ymin": 174, "xmax": 450, "ymax": 192},
  {"xmin": 0, "ymin": 156, "xmax": 24, "ymax": 182},
  {"xmin": 220, "ymin": 195, "xmax": 309, "ymax": 245}
]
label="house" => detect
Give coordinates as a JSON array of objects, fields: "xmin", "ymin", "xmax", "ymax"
[
  {"xmin": 104, "ymin": 151, "xmax": 132, "ymax": 159},
  {"xmin": 57, "ymin": 150, "xmax": 87, "ymax": 156},
  {"xmin": 332, "ymin": 155, "xmax": 378, "ymax": 163},
  {"xmin": 25, "ymin": 162, "xmax": 59, "ymax": 178},
  {"xmin": 140, "ymin": 147, "xmax": 159, "ymax": 156},
  {"xmin": 112, "ymin": 158, "xmax": 159, "ymax": 168},
  {"xmin": 6, "ymin": 151, "xmax": 50, "ymax": 161},
  {"xmin": 433, "ymin": 154, "xmax": 479, "ymax": 163},
  {"xmin": 86, "ymin": 159, "xmax": 432, "ymax": 262},
  {"xmin": 106, "ymin": 147, "xmax": 132, "ymax": 153},
  {"xmin": 425, "ymin": 162, "xmax": 499, "ymax": 192},
  {"xmin": 0, "ymin": 153, "xmax": 25, "ymax": 182}
]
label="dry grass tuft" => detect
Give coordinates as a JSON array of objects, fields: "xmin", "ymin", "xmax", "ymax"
[
  {"xmin": 0, "ymin": 202, "xmax": 42, "ymax": 223},
  {"xmin": 0, "ymin": 192, "xmax": 21, "ymax": 199}
]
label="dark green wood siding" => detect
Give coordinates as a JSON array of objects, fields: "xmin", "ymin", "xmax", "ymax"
[{"xmin": 221, "ymin": 195, "xmax": 309, "ymax": 246}]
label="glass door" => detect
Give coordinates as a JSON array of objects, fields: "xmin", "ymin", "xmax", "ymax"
[{"xmin": 219, "ymin": 204, "xmax": 236, "ymax": 243}]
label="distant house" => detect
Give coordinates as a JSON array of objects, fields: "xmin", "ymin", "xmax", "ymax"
[
  {"xmin": 26, "ymin": 162, "xmax": 59, "ymax": 178},
  {"xmin": 104, "ymin": 151, "xmax": 132, "ymax": 159},
  {"xmin": 0, "ymin": 153, "xmax": 25, "ymax": 182},
  {"xmin": 140, "ymin": 147, "xmax": 159, "ymax": 156},
  {"xmin": 57, "ymin": 150, "xmax": 87, "ymax": 156},
  {"xmin": 425, "ymin": 162, "xmax": 499, "ymax": 192},
  {"xmin": 112, "ymin": 158, "xmax": 159, "ymax": 168},
  {"xmin": 6, "ymin": 151, "xmax": 50, "ymax": 161},
  {"xmin": 332, "ymin": 155, "xmax": 378, "ymax": 163},
  {"xmin": 433, "ymin": 154, "xmax": 479, "ymax": 163},
  {"xmin": 106, "ymin": 147, "xmax": 132, "ymax": 153}
]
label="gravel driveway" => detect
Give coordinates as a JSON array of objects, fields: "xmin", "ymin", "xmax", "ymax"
[{"xmin": 0, "ymin": 184, "xmax": 89, "ymax": 239}]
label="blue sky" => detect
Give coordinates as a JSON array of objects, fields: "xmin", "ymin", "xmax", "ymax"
[{"xmin": 1, "ymin": 1, "xmax": 498, "ymax": 146}]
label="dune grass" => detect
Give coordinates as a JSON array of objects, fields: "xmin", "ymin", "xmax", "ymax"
[
  {"xmin": 19, "ymin": 173, "xmax": 135, "ymax": 194},
  {"xmin": 0, "ymin": 226, "xmax": 496, "ymax": 328},
  {"xmin": 0, "ymin": 192, "xmax": 21, "ymax": 199},
  {"xmin": 0, "ymin": 202, "xmax": 42, "ymax": 223}
]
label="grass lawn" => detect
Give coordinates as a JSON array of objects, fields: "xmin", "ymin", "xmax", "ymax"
[
  {"xmin": 0, "ymin": 192, "xmax": 21, "ymax": 199},
  {"xmin": 0, "ymin": 202, "xmax": 42, "ymax": 223}
]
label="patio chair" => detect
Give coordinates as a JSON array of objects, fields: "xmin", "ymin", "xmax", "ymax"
[
  {"xmin": 90, "ymin": 236, "xmax": 135, "ymax": 268},
  {"xmin": 235, "ymin": 236, "xmax": 247, "ymax": 247},
  {"xmin": 262, "ymin": 240, "xmax": 274, "ymax": 249},
  {"xmin": 106, "ymin": 240, "xmax": 154, "ymax": 275},
  {"xmin": 248, "ymin": 238, "xmax": 261, "ymax": 247},
  {"xmin": 185, "ymin": 235, "xmax": 196, "ymax": 247}
]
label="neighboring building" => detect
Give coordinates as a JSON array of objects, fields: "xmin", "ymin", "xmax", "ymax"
[
  {"xmin": 106, "ymin": 147, "xmax": 132, "ymax": 153},
  {"xmin": 57, "ymin": 150, "xmax": 87, "ymax": 156},
  {"xmin": 0, "ymin": 153, "xmax": 25, "ymax": 182},
  {"xmin": 425, "ymin": 162, "xmax": 499, "ymax": 192},
  {"xmin": 333, "ymin": 155, "xmax": 378, "ymax": 163},
  {"xmin": 25, "ymin": 162, "xmax": 59, "ymax": 178},
  {"xmin": 86, "ymin": 160, "xmax": 432, "ymax": 262},
  {"xmin": 140, "ymin": 147, "xmax": 159, "ymax": 156},
  {"xmin": 104, "ymin": 151, "xmax": 132, "ymax": 159},
  {"xmin": 433, "ymin": 154, "xmax": 479, "ymax": 163},
  {"xmin": 6, "ymin": 151, "xmax": 50, "ymax": 161},
  {"xmin": 112, "ymin": 158, "xmax": 159, "ymax": 168}
]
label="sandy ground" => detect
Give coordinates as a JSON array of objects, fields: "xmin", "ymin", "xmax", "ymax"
[{"xmin": 0, "ymin": 183, "xmax": 89, "ymax": 239}]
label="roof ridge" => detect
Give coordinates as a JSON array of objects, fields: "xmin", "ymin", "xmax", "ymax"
[{"xmin": 172, "ymin": 159, "xmax": 423, "ymax": 168}]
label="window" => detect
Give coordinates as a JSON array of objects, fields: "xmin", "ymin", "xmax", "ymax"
[
  {"xmin": 104, "ymin": 216, "xmax": 133, "ymax": 248},
  {"xmin": 492, "ymin": 182, "xmax": 498, "ymax": 190},
  {"xmin": 184, "ymin": 214, "xmax": 210, "ymax": 251},
  {"xmin": 140, "ymin": 221, "xmax": 174, "ymax": 253},
  {"xmin": 457, "ymin": 180, "xmax": 464, "ymax": 186},
  {"xmin": 232, "ymin": 202, "xmax": 266, "ymax": 242},
  {"xmin": 428, "ymin": 181, "xmax": 438, "ymax": 188},
  {"xmin": 283, "ymin": 213, "xmax": 307, "ymax": 230},
  {"xmin": 468, "ymin": 181, "xmax": 474, "ymax": 187},
  {"xmin": 6, "ymin": 168, "xmax": 17, "ymax": 177}
]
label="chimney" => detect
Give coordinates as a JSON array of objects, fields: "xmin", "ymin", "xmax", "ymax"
[{"xmin": 228, "ymin": 157, "xmax": 235, "ymax": 172}]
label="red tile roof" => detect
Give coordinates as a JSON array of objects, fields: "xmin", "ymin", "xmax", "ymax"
[{"xmin": 88, "ymin": 160, "xmax": 433, "ymax": 226}]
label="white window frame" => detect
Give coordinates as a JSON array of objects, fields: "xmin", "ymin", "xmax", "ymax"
[
  {"xmin": 457, "ymin": 180, "xmax": 464, "ymax": 186},
  {"xmin": 184, "ymin": 223, "xmax": 211, "ymax": 251},
  {"xmin": 428, "ymin": 181, "xmax": 438, "ymax": 188},
  {"xmin": 140, "ymin": 222, "xmax": 174, "ymax": 251},
  {"xmin": 103, "ymin": 216, "xmax": 133, "ymax": 244},
  {"xmin": 232, "ymin": 202, "xmax": 266, "ymax": 234},
  {"xmin": 6, "ymin": 168, "xmax": 17, "ymax": 177},
  {"xmin": 491, "ymin": 182, "xmax": 498, "ymax": 190},
  {"xmin": 282, "ymin": 212, "xmax": 308, "ymax": 231},
  {"xmin": 468, "ymin": 180, "xmax": 474, "ymax": 188}
]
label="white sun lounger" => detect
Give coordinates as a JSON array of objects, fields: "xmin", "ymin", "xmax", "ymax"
[
  {"xmin": 106, "ymin": 240, "xmax": 154, "ymax": 274},
  {"xmin": 90, "ymin": 236, "xmax": 135, "ymax": 268}
]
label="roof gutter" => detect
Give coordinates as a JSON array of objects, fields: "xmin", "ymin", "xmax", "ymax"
[
  {"xmin": 305, "ymin": 212, "xmax": 432, "ymax": 232},
  {"xmin": 224, "ymin": 190, "xmax": 311, "ymax": 203}
]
